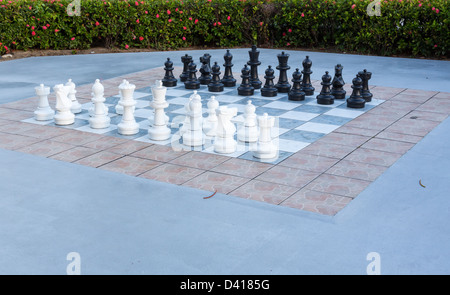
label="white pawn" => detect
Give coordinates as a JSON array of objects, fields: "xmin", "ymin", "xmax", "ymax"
[
  {"xmin": 53, "ymin": 84, "xmax": 75, "ymax": 126},
  {"xmin": 237, "ymin": 100, "xmax": 258, "ymax": 143},
  {"xmin": 214, "ymin": 106, "xmax": 238, "ymax": 154},
  {"xmin": 148, "ymin": 80, "xmax": 171, "ymax": 140},
  {"xmin": 34, "ymin": 84, "xmax": 54, "ymax": 121},
  {"xmin": 202, "ymin": 96, "xmax": 220, "ymax": 137},
  {"xmin": 118, "ymin": 80, "xmax": 139, "ymax": 135},
  {"xmin": 89, "ymin": 79, "xmax": 110, "ymax": 129},
  {"xmin": 66, "ymin": 79, "xmax": 82, "ymax": 114},
  {"xmin": 182, "ymin": 90, "xmax": 204, "ymax": 147},
  {"xmin": 253, "ymin": 113, "xmax": 278, "ymax": 159}
]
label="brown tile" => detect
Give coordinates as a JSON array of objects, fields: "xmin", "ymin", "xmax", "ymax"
[
  {"xmin": 370, "ymin": 86, "xmax": 406, "ymax": 100},
  {"xmin": 377, "ymin": 100, "xmax": 420, "ymax": 112},
  {"xmin": 344, "ymin": 148, "xmax": 403, "ymax": 167},
  {"xmin": 131, "ymin": 144, "xmax": 187, "ymax": 162},
  {"xmin": 279, "ymin": 153, "xmax": 339, "ymax": 173},
  {"xmin": 139, "ymin": 163, "xmax": 205, "ymax": 185},
  {"xmin": 366, "ymin": 105, "xmax": 410, "ymax": 117},
  {"xmin": 390, "ymin": 93, "xmax": 433, "ymax": 104},
  {"xmin": 343, "ymin": 113, "xmax": 399, "ymax": 130},
  {"xmin": 400, "ymin": 89, "xmax": 438, "ymax": 97},
  {"xmin": 170, "ymin": 151, "xmax": 229, "ymax": 170},
  {"xmin": 304, "ymin": 174, "xmax": 371, "ymax": 198},
  {"xmin": 406, "ymin": 110, "xmax": 448, "ymax": 122},
  {"xmin": 99, "ymin": 156, "xmax": 162, "ymax": 176},
  {"xmin": 333, "ymin": 125, "xmax": 380, "ymax": 137},
  {"xmin": 82, "ymin": 135, "xmax": 128, "ymax": 150},
  {"xmin": 280, "ymin": 189, "xmax": 352, "ymax": 215},
  {"xmin": 74, "ymin": 151, "xmax": 123, "ymax": 168},
  {"xmin": 384, "ymin": 117, "xmax": 441, "ymax": 137},
  {"xmin": 375, "ymin": 131, "xmax": 423, "ymax": 144},
  {"xmin": 18, "ymin": 125, "xmax": 70, "ymax": 139},
  {"xmin": 16, "ymin": 139, "xmax": 75, "ymax": 157},
  {"xmin": 0, "ymin": 109, "xmax": 34, "ymax": 121},
  {"xmin": 0, "ymin": 133, "xmax": 43, "ymax": 150},
  {"xmin": 184, "ymin": 171, "xmax": 249, "ymax": 195},
  {"xmin": 0, "ymin": 121, "xmax": 40, "ymax": 135},
  {"xmin": 229, "ymin": 180, "xmax": 299, "ymax": 205},
  {"xmin": 316, "ymin": 132, "xmax": 371, "ymax": 148},
  {"xmin": 0, "ymin": 97, "xmax": 37, "ymax": 112},
  {"xmin": 52, "ymin": 130, "xmax": 103, "ymax": 145},
  {"xmin": 416, "ymin": 98, "xmax": 450, "ymax": 114},
  {"xmin": 298, "ymin": 141, "xmax": 356, "ymax": 159},
  {"xmin": 326, "ymin": 160, "xmax": 388, "ymax": 181},
  {"xmin": 255, "ymin": 166, "xmax": 319, "ymax": 188},
  {"xmin": 105, "ymin": 140, "xmax": 152, "ymax": 155},
  {"xmin": 49, "ymin": 146, "xmax": 100, "ymax": 162},
  {"xmin": 210, "ymin": 158, "xmax": 272, "ymax": 178},
  {"xmin": 361, "ymin": 138, "xmax": 415, "ymax": 154},
  {"xmin": 433, "ymin": 92, "xmax": 450, "ymax": 99}
]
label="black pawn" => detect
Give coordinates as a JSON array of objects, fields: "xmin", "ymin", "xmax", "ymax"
[
  {"xmin": 275, "ymin": 51, "xmax": 291, "ymax": 93},
  {"xmin": 162, "ymin": 58, "xmax": 177, "ymax": 87},
  {"xmin": 261, "ymin": 65, "xmax": 278, "ymax": 97},
  {"xmin": 331, "ymin": 64, "xmax": 346, "ymax": 99},
  {"xmin": 180, "ymin": 54, "xmax": 192, "ymax": 82},
  {"xmin": 184, "ymin": 61, "xmax": 200, "ymax": 90},
  {"xmin": 221, "ymin": 49, "xmax": 236, "ymax": 87},
  {"xmin": 198, "ymin": 55, "xmax": 212, "ymax": 85},
  {"xmin": 208, "ymin": 62, "xmax": 224, "ymax": 92},
  {"xmin": 359, "ymin": 69, "xmax": 373, "ymax": 102},
  {"xmin": 301, "ymin": 55, "xmax": 315, "ymax": 96},
  {"xmin": 288, "ymin": 68, "xmax": 305, "ymax": 101},
  {"xmin": 316, "ymin": 71, "xmax": 334, "ymax": 105},
  {"xmin": 347, "ymin": 74, "xmax": 366, "ymax": 108},
  {"xmin": 238, "ymin": 65, "xmax": 254, "ymax": 96},
  {"xmin": 247, "ymin": 45, "xmax": 262, "ymax": 89}
]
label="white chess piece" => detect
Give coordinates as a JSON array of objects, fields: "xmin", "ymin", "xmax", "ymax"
[
  {"xmin": 89, "ymin": 80, "xmax": 108, "ymax": 117},
  {"xmin": 253, "ymin": 113, "xmax": 277, "ymax": 159},
  {"xmin": 237, "ymin": 100, "xmax": 258, "ymax": 143},
  {"xmin": 182, "ymin": 90, "xmax": 204, "ymax": 147},
  {"xmin": 115, "ymin": 79, "xmax": 136, "ymax": 115},
  {"xmin": 53, "ymin": 84, "xmax": 75, "ymax": 125},
  {"xmin": 214, "ymin": 106, "xmax": 238, "ymax": 154},
  {"xmin": 66, "ymin": 79, "xmax": 82, "ymax": 114},
  {"xmin": 148, "ymin": 80, "xmax": 171, "ymax": 141},
  {"xmin": 117, "ymin": 80, "xmax": 139, "ymax": 135},
  {"xmin": 89, "ymin": 79, "xmax": 110, "ymax": 129},
  {"xmin": 180, "ymin": 90, "xmax": 200, "ymax": 133},
  {"xmin": 34, "ymin": 84, "xmax": 54, "ymax": 121},
  {"xmin": 202, "ymin": 96, "xmax": 219, "ymax": 137}
]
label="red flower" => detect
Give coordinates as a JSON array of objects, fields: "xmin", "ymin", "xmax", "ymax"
[
  {"xmin": 95, "ymin": 21, "xmax": 100, "ymax": 26},
  {"xmin": 156, "ymin": 14, "xmax": 160, "ymax": 18},
  {"xmin": 135, "ymin": 1, "xmax": 138, "ymax": 5},
  {"xmin": 54, "ymin": 29, "xmax": 59, "ymax": 33},
  {"xmin": 139, "ymin": 36, "xmax": 144, "ymax": 41},
  {"xmin": 194, "ymin": 19, "xmax": 198, "ymax": 24},
  {"xmin": 227, "ymin": 16, "xmax": 231, "ymax": 21},
  {"xmin": 282, "ymin": 32, "xmax": 286, "ymax": 36},
  {"xmin": 213, "ymin": 22, "xmax": 217, "ymax": 26},
  {"xmin": 145, "ymin": 10, "xmax": 148, "ymax": 14},
  {"xmin": 167, "ymin": 9, "xmax": 171, "ymax": 15},
  {"xmin": 183, "ymin": 26, "xmax": 187, "ymax": 30},
  {"xmin": 189, "ymin": 17, "xmax": 192, "ymax": 20},
  {"xmin": 434, "ymin": 44, "xmax": 438, "ymax": 48},
  {"xmin": 436, "ymin": 9, "xmax": 439, "ymax": 13},
  {"xmin": 168, "ymin": 19, "xmax": 172, "ymax": 22},
  {"xmin": 31, "ymin": 31, "xmax": 36, "ymax": 36},
  {"xmin": 12, "ymin": 41, "xmax": 15, "ymax": 45},
  {"xmin": 259, "ymin": 21, "xmax": 263, "ymax": 26},
  {"xmin": 31, "ymin": 26, "xmax": 35, "ymax": 30},
  {"xmin": 136, "ymin": 19, "xmax": 140, "ymax": 23},
  {"xmin": 4, "ymin": 45, "xmax": 8, "ymax": 51},
  {"xmin": 125, "ymin": 44, "xmax": 129, "ymax": 49},
  {"xmin": 287, "ymin": 42, "xmax": 290, "ymax": 46},
  {"xmin": 432, "ymin": 6, "xmax": 435, "ymax": 10},
  {"xmin": 351, "ymin": 4, "xmax": 356, "ymax": 9},
  {"xmin": 218, "ymin": 22, "xmax": 222, "ymax": 26},
  {"xmin": 288, "ymin": 28, "xmax": 292, "ymax": 33},
  {"xmin": 182, "ymin": 36, "xmax": 186, "ymax": 41},
  {"xmin": 71, "ymin": 37, "xmax": 75, "ymax": 41}
]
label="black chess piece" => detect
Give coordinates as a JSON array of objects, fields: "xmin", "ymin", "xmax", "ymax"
[
  {"xmin": 347, "ymin": 74, "xmax": 366, "ymax": 108},
  {"xmin": 247, "ymin": 45, "xmax": 262, "ymax": 89},
  {"xmin": 359, "ymin": 69, "xmax": 373, "ymax": 102},
  {"xmin": 301, "ymin": 55, "xmax": 315, "ymax": 96},
  {"xmin": 238, "ymin": 65, "xmax": 254, "ymax": 96},
  {"xmin": 202, "ymin": 53, "xmax": 212, "ymax": 68},
  {"xmin": 288, "ymin": 68, "xmax": 305, "ymax": 101},
  {"xmin": 221, "ymin": 49, "xmax": 236, "ymax": 87},
  {"xmin": 316, "ymin": 71, "xmax": 334, "ymax": 105},
  {"xmin": 198, "ymin": 55, "xmax": 212, "ymax": 85},
  {"xmin": 180, "ymin": 54, "xmax": 192, "ymax": 82},
  {"xmin": 208, "ymin": 62, "xmax": 224, "ymax": 92},
  {"xmin": 331, "ymin": 64, "xmax": 346, "ymax": 99},
  {"xmin": 274, "ymin": 51, "xmax": 291, "ymax": 93},
  {"xmin": 162, "ymin": 58, "xmax": 177, "ymax": 87},
  {"xmin": 184, "ymin": 61, "xmax": 200, "ymax": 89},
  {"xmin": 261, "ymin": 65, "xmax": 278, "ymax": 97}
]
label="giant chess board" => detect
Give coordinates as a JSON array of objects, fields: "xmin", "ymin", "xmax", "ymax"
[{"xmin": 23, "ymin": 82, "xmax": 383, "ymax": 164}]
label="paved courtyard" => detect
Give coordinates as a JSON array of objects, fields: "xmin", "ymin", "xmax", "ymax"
[{"xmin": 0, "ymin": 49, "xmax": 449, "ymax": 274}]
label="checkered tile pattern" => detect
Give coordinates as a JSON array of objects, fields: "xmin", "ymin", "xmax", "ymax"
[{"xmin": 22, "ymin": 83, "xmax": 383, "ymax": 163}]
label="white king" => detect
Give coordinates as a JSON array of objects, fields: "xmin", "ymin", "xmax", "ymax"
[{"xmin": 148, "ymin": 80, "xmax": 171, "ymax": 141}]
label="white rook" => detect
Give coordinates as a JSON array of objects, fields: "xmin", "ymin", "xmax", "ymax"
[
  {"xmin": 253, "ymin": 113, "xmax": 277, "ymax": 159},
  {"xmin": 34, "ymin": 83, "xmax": 54, "ymax": 121},
  {"xmin": 117, "ymin": 80, "xmax": 139, "ymax": 135},
  {"xmin": 148, "ymin": 80, "xmax": 171, "ymax": 141}
]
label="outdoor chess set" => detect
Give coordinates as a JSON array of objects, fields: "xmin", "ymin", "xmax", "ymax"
[{"xmin": 23, "ymin": 46, "xmax": 383, "ymax": 163}]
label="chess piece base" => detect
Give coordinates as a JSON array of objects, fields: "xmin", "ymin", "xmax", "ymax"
[
  {"xmin": 261, "ymin": 88, "xmax": 278, "ymax": 97},
  {"xmin": 182, "ymin": 130, "xmax": 204, "ymax": 147},
  {"xmin": 238, "ymin": 87, "xmax": 254, "ymax": 96},
  {"xmin": 54, "ymin": 113, "xmax": 75, "ymax": 126},
  {"xmin": 317, "ymin": 95, "xmax": 334, "ymax": 105},
  {"xmin": 162, "ymin": 80, "xmax": 177, "ymax": 87},
  {"xmin": 275, "ymin": 84, "xmax": 291, "ymax": 93},
  {"xmin": 362, "ymin": 93, "xmax": 373, "ymax": 102},
  {"xmin": 70, "ymin": 102, "xmax": 82, "ymax": 114},
  {"xmin": 208, "ymin": 84, "xmax": 224, "ymax": 92},
  {"xmin": 34, "ymin": 108, "xmax": 54, "ymax": 121},
  {"xmin": 302, "ymin": 87, "xmax": 315, "ymax": 96},
  {"xmin": 251, "ymin": 81, "xmax": 262, "ymax": 90},
  {"xmin": 331, "ymin": 89, "xmax": 346, "ymax": 100},
  {"xmin": 89, "ymin": 116, "xmax": 110, "ymax": 129},
  {"xmin": 184, "ymin": 81, "xmax": 201, "ymax": 89},
  {"xmin": 118, "ymin": 122, "xmax": 139, "ymax": 135},
  {"xmin": 253, "ymin": 141, "xmax": 277, "ymax": 159},
  {"xmin": 347, "ymin": 98, "xmax": 366, "ymax": 109},
  {"xmin": 214, "ymin": 137, "xmax": 237, "ymax": 154},
  {"xmin": 288, "ymin": 92, "xmax": 305, "ymax": 101},
  {"xmin": 148, "ymin": 125, "xmax": 171, "ymax": 140},
  {"xmin": 222, "ymin": 80, "xmax": 236, "ymax": 87},
  {"xmin": 198, "ymin": 77, "xmax": 212, "ymax": 85},
  {"xmin": 237, "ymin": 125, "xmax": 258, "ymax": 143}
]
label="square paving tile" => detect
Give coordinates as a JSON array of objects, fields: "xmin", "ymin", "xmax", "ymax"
[
  {"xmin": 316, "ymin": 132, "xmax": 371, "ymax": 148},
  {"xmin": 280, "ymin": 189, "xmax": 352, "ymax": 215},
  {"xmin": 303, "ymin": 173, "xmax": 371, "ymax": 198},
  {"xmin": 415, "ymin": 98, "xmax": 450, "ymax": 114},
  {"xmin": 375, "ymin": 131, "xmax": 423, "ymax": 144},
  {"xmin": 325, "ymin": 160, "xmax": 388, "ymax": 182},
  {"xmin": 344, "ymin": 148, "xmax": 403, "ymax": 167},
  {"xmin": 0, "ymin": 133, "xmax": 44, "ymax": 150},
  {"xmin": 255, "ymin": 165, "xmax": 320, "ymax": 188},
  {"xmin": 131, "ymin": 144, "xmax": 188, "ymax": 162},
  {"xmin": 279, "ymin": 153, "xmax": 340, "ymax": 173},
  {"xmin": 229, "ymin": 180, "xmax": 299, "ymax": 205},
  {"xmin": 183, "ymin": 171, "xmax": 250, "ymax": 195},
  {"xmin": 105, "ymin": 140, "xmax": 152, "ymax": 155},
  {"xmin": 49, "ymin": 146, "xmax": 100, "ymax": 162},
  {"xmin": 98, "ymin": 156, "xmax": 162, "ymax": 176},
  {"xmin": 74, "ymin": 151, "xmax": 124, "ymax": 168},
  {"xmin": 170, "ymin": 151, "xmax": 229, "ymax": 170},
  {"xmin": 51, "ymin": 130, "xmax": 103, "ymax": 146},
  {"xmin": 298, "ymin": 141, "xmax": 356, "ymax": 159},
  {"xmin": 384, "ymin": 117, "xmax": 441, "ymax": 137},
  {"xmin": 360, "ymin": 138, "xmax": 415, "ymax": 154},
  {"xmin": 139, "ymin": 163, "xmax": 205, "ymax": 185},
  {"xmin": 16, "ymin": 139, "xmax": 75, "ymax": 157},
  {"xmin": 210, "ymin": 158, "xmax": 273, "ymax": 178}
]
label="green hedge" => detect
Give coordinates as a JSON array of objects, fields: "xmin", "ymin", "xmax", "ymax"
[{"xmin": 0, "ymin": 0, "xmax": 448, "ymax": 57}]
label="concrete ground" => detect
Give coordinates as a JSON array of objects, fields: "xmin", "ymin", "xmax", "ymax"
[{"xmin": 0, "ymin": 49, "xmax": 449, "ymax": 274}]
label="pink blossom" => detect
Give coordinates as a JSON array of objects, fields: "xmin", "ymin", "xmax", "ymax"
[
  {"xmin": 71, "ymin": 37, "xmax": 75, "ymax": 41},
  {"xmin": 42, "ymin": 26, "xmax": 47, "ymax": 30},
  {"xmin": 260, "ymin": 21, "xmax": 263, "ymax": 26},
  {"xmin": 432, "ymin": 6, "xmax": 435, "ymax": 10},
  {"xmin": 287, "ymin": 42, "xmax": 290, "ymax": 46},
  {"xmin": 168, "ymin": 19, "xmax": 172, "ymax": 22},
  {"xmin": 26, "ymin": 24, "xmax": 30, "ymax": 27},
  {"xmin": 194, "ymin": 19, "xmax": 198, "ymax": 24},
  {"xmin": 418, "ymin": 3, "xmax": 422, "ymax": 6},
  {"xmin": 175, "ymin": 8, "xmax": 178, "ymax": 12},
  {"xmin": 436, "ymin": 9, "xmax": 439, "ymax": 13},
  {"xmin": 227, "ymin": 16, "xmax": 231, "ymax": 21},
  {"xmin": 156, "ymin": 14, "xmax": 160, "ymax": 18},
  {"xmin": 189, "ymin": 17, "xmax": 192, "ymax": 20},
  {"xmin": 4, "ymin": 45, "xmax": 8, "ymax": 51},
  {"xmin": 135, "ymin": 1, "xmax": 138, "ymax": 5},
  {"xmin": 55, "ymin": 29, "xmax": 59, "ymax": 33},
  {"xmin": 95, "ymin": 21, "xmax": 100, "ymax": 26},
  {"xmin": 434, "ymin": 44, "xmax": 438, "ymax": 48},
  {"xmin": 182, "ymin": 36, "xmax": 186, "ymax": 41},
  {"xmin": 139, "ymin": 36, "xmax": 144, "ymax": 41},
  {"xmin": 301, "ymin": 13, "xmax": 305, "ymax": 17},
  {"xmin": 167, "ymin": 9, "xmax": 171, "ymax": 15},
  {"xmin": 136, "ymin": 19, "xmax": 140, "ymax": 23},
  {"xmin": 125, "ymin": 44, "xmax": 129, "ymax": 49},
  {"xmin": 288, "ymin": 28, "xmax": 292, "ymax": 33},
  {"xmin": 31, "ymin": 26, "xmax": 35, "ymax": 30},
  {"xmin": 282, "ymin": 32, "xmax": 286, "ymax": 36},
  {"xmin": 145, "ymin": 10, "xmax": 148, "ymax": 14},
  {"xmin": 218, "ymin": 22, "xmax": 222, "ymax": 26},
  {"xmin": 213, "ymin": 22, "xmax": 217, "ymax": 26},
  {"xmin": 31, "ymin": 31, "xmax": 36, "ymax": 36},
  {"xmin": 351, "ymin": 4, "xmax": 356, "ymax": 9},
  {"xmin": 183, "ymin": 26, "xmax": 187, "ymax": 30}
]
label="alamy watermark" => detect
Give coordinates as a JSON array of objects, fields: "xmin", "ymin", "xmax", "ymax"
[
  {"xmin": 66, "ymin": 252, "xmax": 81, "ymax": 275},
  {"xmin": 67, "ymin": 0, "xmax": 81, "ymax": 17},
  {"xmin": 366, "ymin": 252, "xmax": 381, "ymax": 275},
  {"xmin": 367, "ymin": 0, "xmax": 382, "ymax": 17}
]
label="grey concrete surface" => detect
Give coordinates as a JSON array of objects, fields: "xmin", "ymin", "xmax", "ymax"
[{"xmin": 1, "ymin": 49, "xmax": 449, "ymax": 104}]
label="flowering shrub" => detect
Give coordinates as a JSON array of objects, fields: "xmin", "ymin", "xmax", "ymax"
[{"xmin": 0, "ymin": 0, "xmax": 447, "ymax": 57}]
